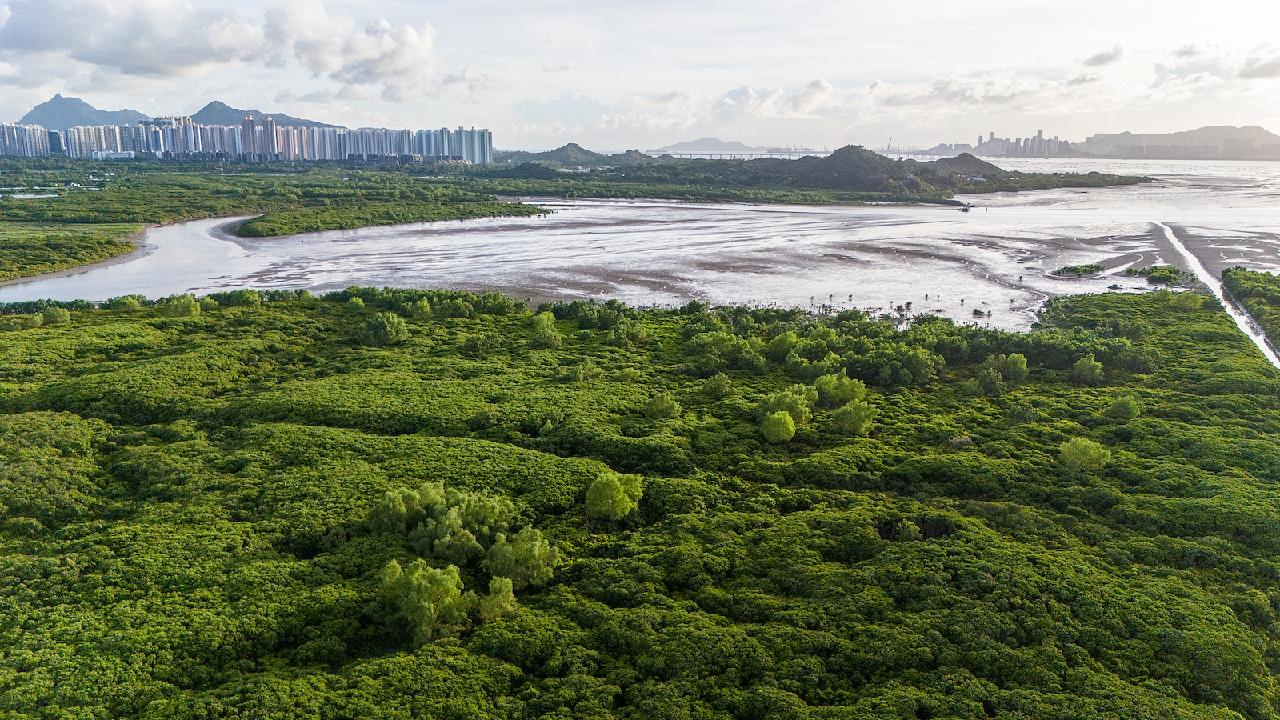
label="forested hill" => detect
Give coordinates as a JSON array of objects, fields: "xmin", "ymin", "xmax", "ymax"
[
  {"xmin": 1, "ymin": 286, "xmax": 1278, "ymax": 718},
  {"xmin": 483, "ymin": 144, "xmax": 1146, "ymax": 199}
]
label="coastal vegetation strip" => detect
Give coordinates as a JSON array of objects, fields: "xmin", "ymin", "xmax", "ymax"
[
  {"xmin": 1224, "ymin": 266, "xmax": 1280, "ymax": 349},
  {"xmin": 0, "ymin": 222, "xmax": 142, "ymax": 281},
  {"xmin": 0, "ymin": 287, "xmax": 1277, "ymax": 717}
]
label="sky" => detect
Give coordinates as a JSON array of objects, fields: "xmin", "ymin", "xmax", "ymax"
[{"xmin": 1, "ymin": 0, "xmax": 1279, "ymax": 151}]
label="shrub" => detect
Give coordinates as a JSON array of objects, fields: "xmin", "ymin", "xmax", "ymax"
[
  {"xmin": 759, "ymin": 385, "xmax": 817, "ymax": 425},
  {"xmin": 703, "ymin": 373, "xmax": 732, "ymax": 399},
  {"xmin": 586, "ymin": 472, "xmax": 643, "ymax": 521},
  {"xmin": 1106, "ymin": 395, "xmax": 1141, "ymax": 421},
  {"xmin": 1060, "ymin": 437, "xmax": 1111, "ymax": 473},
  {"xmin": 360, "ymin": 312, "xmax": 410, "ymax": 346},
  {"xmin": 814, "ymin": 371, "xmax": 867, "ymax": 407},
  {"xmin": 761, "ymin": 410, "xmax": 797, "ymax": 444},
  {"xmin": 40, "ymin": 307, "xmax": 71, "ymax": 326},
  {"xmin": 1002, "ymin": 353, "xmax": 1029, "ymax": 382},
  {"xmin": 832, "ymin": 401, "xmax": 877, "ymax": 436},
  {"xmin": 483, "ymin": 528, "xmax": 559, "ymax": 590},
  {"xmin": 975, "ymin": 366, "xmax": 1005, "ymax": 396},
  {"xmin": 644, "ymin": 392, "xmax": 682, "ymax": 419},
  {"xmin": 528, "ymin": 312, "xmax": 562, "ymax": 349},
  {"xmin": 161, "ymin": 295, "xmax": 201, "ymax": 318},
  {"xmin": 435, "ymin": 298, "xmax": 475, "ymax": 318},
  {"xmin": 106, "ymin": 295, "xmax": 144, "ymax": 311},
  {"xmin": 221, "ymin": 289, "xmax": 261, "ymax": 307},
  {"xmin": 405, "ymin": 298, "xmax": 433, "ymax": 320},
  {"xmin": 347, "ymin": 297, "xmax": 366, "ymax": 309},
  {"xmin": 1071, "ymin": 354, "xmax": 1104, "ymax": 386}
]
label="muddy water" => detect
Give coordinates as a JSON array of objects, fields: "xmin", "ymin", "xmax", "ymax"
[{"xmin": 3, "ymin": 158, "xmax": 1279, "ymax": 335}]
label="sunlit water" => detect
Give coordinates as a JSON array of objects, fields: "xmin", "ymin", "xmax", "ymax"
[{"xmin": 3, "ymin": 158, "xmax": 1280, "ymax": 341}]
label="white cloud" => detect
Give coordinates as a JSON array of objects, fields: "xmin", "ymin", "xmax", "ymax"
[
  {"xmin": 0, "ymin": 0, "xmax": 447, "ymax": 102},
  {"xmin": 1083, "ymin": 45, "xmax": 1124, "ymax": 67},
  {"xmin": 713, "ymin": 80, "xmax": 839, "ymax": 120},
  {"xmin": 1240, "ymin": 48, "xmax": 1280, "ymax": 79},
  {"xmin": 875, "ymin": 74, "xmax": 1052, "ymax": 109},
  {"xmin": 438, "ymin": 68, "xmax": 499, "ymax": 100}
]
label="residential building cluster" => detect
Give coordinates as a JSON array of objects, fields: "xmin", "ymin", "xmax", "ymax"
[
  {"xmin": 0, "ymin": 117, "xmax": 494, "ymax": 164},
  {"xmin": 0, "ymin": 123, "xmax": 54, "ymax": 157},
  {"xmin": 975, "ymin": 130, "xmax": 1071, "ymax": 157}
]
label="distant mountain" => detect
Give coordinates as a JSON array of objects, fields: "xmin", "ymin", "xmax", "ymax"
[
  {"xmin": 18, "ymin": 94, "xmax": 147, "ymax": 131},
  {"xmin": 930, "ymin": 153, "xmax": 1003, "ymax": 175},
  {"xmin": 191, "ymin": 101, "xmax": 339, "ymax": 129},
  {"xmin": 496, "ymin": 143, "xmax": 612, "ymax": 166},
  {"xmin": 652, "ymin": 137, "xmax": 761, "ymax": 153},
  {"xmin": 1079, "ymin": 126, "xmax": 1280, "ymax": 160}
]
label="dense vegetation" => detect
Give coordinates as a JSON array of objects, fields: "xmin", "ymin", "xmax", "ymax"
[
  {"xmin": 1, "ymin": 285, "xmax": 1278, "ymax": 718},
  {"xmin": 1225, "ymin": 267, "xmax": 1280, "ymax": 348}
]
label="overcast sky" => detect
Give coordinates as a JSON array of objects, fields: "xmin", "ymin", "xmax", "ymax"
[{"xmin": 1, "ymin": 0, "xmax": 1278, "ymax": 150}]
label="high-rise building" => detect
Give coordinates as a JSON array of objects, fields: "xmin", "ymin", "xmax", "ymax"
[
  {"xmin": 10, "ymin": 116, "xmax": 495, "ymax": 164},
  {"xmin": 0, "ymin": 123, "xmax": 51, "ymax": 157}
]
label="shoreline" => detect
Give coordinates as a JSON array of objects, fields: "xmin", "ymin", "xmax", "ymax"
[{"xmin": 0, "ymin": 215, "xmax": 258, "ymax": 290}]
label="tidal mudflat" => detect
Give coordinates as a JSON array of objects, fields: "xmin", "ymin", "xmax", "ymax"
[{"xmin": 4, "ymin": 159, "xmax": 1279, "ymax": 331}]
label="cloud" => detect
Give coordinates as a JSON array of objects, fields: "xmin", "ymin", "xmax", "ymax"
[
  {"xmin": 1066, "ymin": 73, "xmax": 1100, "ymax": 86},
  {"xmin": 876, "ymin": 74, "xmax": 1049, "ymax": 108},
  {"xmin": 790, "ymin": 79, "xmax": 834, "ymax": 115},
  {"xmin": 0, "ymin": 0, "xmax": 452, "ymax": 102},
  {"xmin": 0, "ymin": 0, "xmax": 265, "ymax": 77},
  {"xmin": 713, "ymin": 79, "xmax": 838, "ymax": 120},
  {"xmin": 541, "ymin": 63, "xmax": 574, "ymax": 73},
  {"xmin": 1082, "ymin": 45, "xmax": 1124, "ymax": 67},
  {"xmin": 1174, "ymin": 44, "xmax": 1200, "ymax": 58},
  {"xmin": 1239, "ymin": 48, "xmax": 1280, "ymax": 79},
  {"xmin": 438, "ymin": 68, "xmax": 499, "ymax": 99},
  {"xmin": 262, "ymin": 0, "xmax": 438, "ymax": 101}
]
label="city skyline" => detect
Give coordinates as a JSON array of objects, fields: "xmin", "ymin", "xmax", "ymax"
[
  {"xmin": 0, "ymin": 115, "xmax": 495, "ymax": 163},
  {"xmin": 0, "ymin": 1, "xmax": 1278, "ymax": 150}
]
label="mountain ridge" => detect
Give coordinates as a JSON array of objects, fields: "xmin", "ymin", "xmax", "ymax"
[
  {"xmin": 18, "ymin": 94, "xmax": 148, "ymax": 131},
  {"xmin": 190, "ymin": 101, "xmax": 338, "ymax": 129},
  {"xmin": 13, "ymin": 95, "xmax": 337, "ymax": 130}
]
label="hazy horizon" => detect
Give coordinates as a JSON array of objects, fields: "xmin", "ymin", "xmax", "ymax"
[{"xmin": 1, "ymin": 0, "xmax": 1278, "ymax": 150}]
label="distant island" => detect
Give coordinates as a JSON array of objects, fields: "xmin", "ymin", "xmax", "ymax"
[
  {"xmin": 1076, "ymin": 126, "xmax": 1280, "ymax": 161},
  {"xmin": 927, "ymin": 125, "xmax": 1280, "ymax": 161},
  {"xmin": 650, "ymin": 138, "xmax": 763, "ymax": 154},
  {"xmin": 481, "ymin": 144, "xmax": 1146, "ymax": 204}
]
